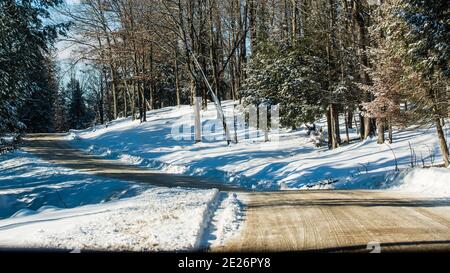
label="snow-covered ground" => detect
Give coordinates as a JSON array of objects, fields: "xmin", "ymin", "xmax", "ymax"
[
  {"xmin": 0, "ymin": 151, "xmax": 242, "ymax": 251},
  {"xmin": 387, "ymin": 168, "xmax": 450, "ymax": 198},
  {"xmin": 0, "ymin": 151, "xmax": 144, "ymax": 219},
  {"xmin": 69, "ymin": 101, "xmax": 450, "ymax": 194},
  {"xmin": 1, "ymin": 101, "xmax": 449, "ymax": 251}
]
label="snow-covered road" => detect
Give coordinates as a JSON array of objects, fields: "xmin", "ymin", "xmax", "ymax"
[
  {"xmin": 22, "ymin": 134, "xmax": 244, "ymax": 192},
  {"xmin": 0, "ymin": 139, "xmax": 243, "ymax": 251}
]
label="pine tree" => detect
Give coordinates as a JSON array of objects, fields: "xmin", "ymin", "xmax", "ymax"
[
  {"xmin": 240, "ymin": 41, "xmax": 326, "ymax": 128},
  {"xmin": 400, "ymin": 0, "xmax": 449, "ymax": 78},
  {"xmin": 67, "ymin": 78, "xmax": 87, "ymax": 130},
  {"xmin": 363, "ymin": 0, "xmax": 410, "ymax": 144},
  {"xmin": 368, "ymin": 0, "xmax": 449, "ymax": 165},
  {"xmin": 54, "ymin": 87, "xmax": 71, "ymax": 132},
  {"xmin": 0, "ymin": 0, "xmax": 67, "ymax": 136},
  {"xmin": 399, "ymin": 0, "xmax": 450, "ymax": 166},
  {"xmin": 18, "ymin": 55, "xmax": 58, "ymax": 133}
]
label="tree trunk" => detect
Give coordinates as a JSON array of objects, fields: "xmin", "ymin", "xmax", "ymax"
[
  {"xmin": 135, "ymin": 81, "xmax": 142, "ymax": 121},
  {"xmin": 345, "ymin": 110, "xmax": 350, "ymax": 143},
  {"xmin": 326, "ymin": 108, "xmax": 333, "ymax": 149},
  {"xmin": 208, "ymin": 0, "xmax": 221, "ymax": 104},
  {"xmin": 123, "ymin": 87, "xmax": 127, "ymax": 118},
  {"xmin": 110, "ymin": 66, "xmax": 118, "ymax": 120},
  {"xmin": 230, "ymin": 51, "xmax": 237, "ymax": 100},
  {"xmin": 388, "ymin": 118, "xmax": 393, "ymax": 144},
  {"xmin": 333, "ymin": 105, "xmax": 341, "ymax": 145},
  {"xmin": 290, "ymin": 0, "xmax": 298, "ymax": 44},
  {"xmin": 141, "ymin": 84, "xmax": 147, "ymax": 122},
  {"xmin": 190, "ymin": 78, "xmax": 196, "ymax": 106},
  {"xmin": 99, "ymin": 69, "xmax": 105, "ymax": 124},
  {"xmin": 359, "ymin": 113, "xmax": 365, "ymax": 140},
  {"xmin": 141, "ymin": 52, "xmax": 147, "ymax": 122},
  {"xmin": 377, "ymin": 118, "xmax": 385, "ymax": 144},
  {"xmin": 347, "ymin": 110, "xmax": 354, "ymax": 129},
  {"xmin": 233, "ymin": 104, "xmax": 238, "ymax": 143},
  {"xmin": 139, "ymin": 83, "xmax": 146, "ymax": 122},
  {"xmin": 365, "ymin": 118, "xmax": 371, "ymax": 139},
  {"xmin": 248, "ymin": 0, "xmax": 256, "ymax": 50},
  {"xmin": 194, "ymin": 96, "xmax": 202, "ymax": 143},
  {"xmin": 435, "ymin": 117, "xmax": 450, "ymax": 167},
  {"xmin": 174, "ymin": 51, "xmax": 181, "ymax": 107},
  {"xmin": 329, "ymin": 104, "xmax": 339, "ymax": 149},
  {"xmin": 364, "ymin": 117, "xmax": 372, "ymax": 139},
  {"xmin": 149, "ymin": 44, "xmax": 154, "ymax": 111}
]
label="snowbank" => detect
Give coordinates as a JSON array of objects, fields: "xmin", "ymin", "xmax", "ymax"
[
  {"xmin": 388, "ymin": 168, "xmax": 450, "ymax": 197},
  {"xmin": 0, "ymin": 188, "xmax": 219, "ymax": 251},
  {"xmin": 69, "ymin": 101, "xmax": 447, "ymax": 191},
  {"xmin": 207, "ymin": 193, "xmax": 244, "ymax": 248},
  {"xmin": 0, "ymin": 151, "xmax": 243, "ymax": 251}
]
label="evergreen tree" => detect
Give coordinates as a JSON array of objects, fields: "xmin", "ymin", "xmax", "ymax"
[
  {"xmin": 0, "ymin": 0, "xmax": 67, "ymax": 136},
  {"xmin": 363, "ymin": 0, "xmax": 410, "ymax": 144},
  {"xmin": 67, "ymin": 78, "xmax": 87, "ymax": 130},
  {"xmin": 240, "ymin": 41, "xmax": 327, "ymax": 128},
  {"xmin": 400, "ymin": 0, "xmax": 449, "ymax": 78},
  {"xmin": 400, "ymin": 0, "xmax": 450, "ymax": 166},
  {"xmin": 18, "ymin": 55, "xmax": 58, "ymax": 133},
  {"xmin": 370, "ymin": 0, "xmax": 450, "ymax": 165},
  {"xmin": 54, "ymin": 87, "xmax": 71, "ymax": 132}
]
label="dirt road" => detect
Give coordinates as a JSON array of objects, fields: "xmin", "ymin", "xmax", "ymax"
[
  {"xmin": 21, "ymin": 134, "xmax": 243, "ymax": 192},
  {"xmin": 215, "ymin": 191, "xmax": 450, "ymax": 252},
  {"xmin": 21, "ymin": 134, "xmax": 450, "ymax": 252}
]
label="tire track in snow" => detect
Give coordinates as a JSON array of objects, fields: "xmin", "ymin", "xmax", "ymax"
[{"xmin": 196, "ymin": 192, "xmax": 244, "ymax": 251}]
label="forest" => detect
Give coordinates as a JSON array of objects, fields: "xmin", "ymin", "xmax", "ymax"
[{"xmin": 0, "ymin": 0, "xmax": 449, "ymax": 164}]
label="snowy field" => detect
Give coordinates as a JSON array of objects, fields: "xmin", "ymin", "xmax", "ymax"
[
  {"xmin": 69, "ymin": 101, "xmax": 450, "ymax": 194},
  {"xmin": 0, "ymin": 151, "xmax": 242, "ymax": 251}
]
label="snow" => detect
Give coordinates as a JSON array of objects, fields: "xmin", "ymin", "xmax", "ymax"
[
  {"xmin": 69, "ymin": 101, "xmax": 450, "ymax": 192},
  {"xmin": 206, "ymin": 193, "xmax": 244, "ymax": 248},
  {"xmin": 1, "ymin": 101, "xmax": 449, "ymax": 250},
  {"xmin": 0, "ymin": 151, "xmax": 144, "ymax": 219},
  {"xmin": 387, "ymin": 168, "xmax": 450, "ymax": 197},
  {"xmin": 0, "ymin": 151, "xmax": 242, "ymax": 251},
  {"xmin": 0, "ymin": 187, "xmax": 219, "ymax": 251}
]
